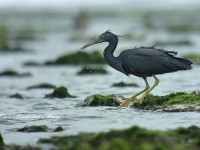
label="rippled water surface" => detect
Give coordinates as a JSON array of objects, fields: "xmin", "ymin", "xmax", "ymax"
[{"xmin": 1, "ymin": 8, "xmax": 200, "ymax": 145}]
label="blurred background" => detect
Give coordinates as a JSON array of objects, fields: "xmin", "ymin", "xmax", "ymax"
[{"xmin": 1, "ymin": 0, "xmax": 200, "ymax": 145}]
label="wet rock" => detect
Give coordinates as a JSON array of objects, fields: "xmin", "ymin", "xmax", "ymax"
[
  {"xmin": 45, "ymin": 51, "xmax": 105, "ymax": 65},
  {"xmin": 112, "ymin": 81, "xmax": 139, "ymax": 87},
  {"xmin": 45, "ymin": 86, "xmax": 75, "ymax": 98},
  {"xmin": 77, "ymin": 94, "xmax": 125, "ymax": 107},
  {"xmin": 132, "ymin": 92, "xmax": 200, "ymax": 112},
  {"xmin": 9, "ymin": 93, "xmax": 24, "ymax": 99},
  {"xmin": 77, "ymin": 66, "xmax": 108, "ymax": 75},
  {"xmin": 27, "ymin": 83, "xmax": 56, "ymax": 90},
  {"xmin": 182, "ymin": 53, "xmax": 200, "ymax": 64},
  {"xmin": 53, "ymin": 127, "xmax": 64, "ymax": 132},
  {"xmin": 39, "ymin": 125, "xmax": 200, "ymax": 150},
  {"xmin": 17, "ymin": 125, "xmax": 48, "ymax": 132},
  {"xmin": 0, "ymin": 70, "xmax": 31, "ymax": 77}
]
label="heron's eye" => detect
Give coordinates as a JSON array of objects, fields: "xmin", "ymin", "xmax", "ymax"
[{"xmin": 101, "ymin": 36, "xmax": 105, "ymax": 39}]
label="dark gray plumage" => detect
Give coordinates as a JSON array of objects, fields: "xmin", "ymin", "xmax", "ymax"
[{"xmin": 81, "ymin": 31, "xmax": 192, "ymax": 107}]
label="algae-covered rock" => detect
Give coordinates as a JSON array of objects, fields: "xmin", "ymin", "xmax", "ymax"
[
  {"xmin": 0, "ymin": 70, "xmax": 31, "ymax": 77},
  {"xmin": 182, "ymin": 53, "xmax": 200, "ymax": 64},
  {"xmin": 132, "ymin": 92, "xmax": 200, "ymax": 112},
  {"xmin": 9, "ymin": 93, "xmax": 24, "ymax": 99},
  {"xmin": 27, "ymin": 83, "xmax": 56, "ymax": 90},
  {"xmin": 45, "ymin": 86, "xmax": 75, "ymax": 98},
  {"xmin": 77, "ymin": 66, "xmax": 108, "ymax": 75},
  {"xmin": 17, "ymin": 125, "xmax": 48, "ymax": 132},
  {"xmin": 112, "ymin": 82, "xmax": 139, "ymax": 87},
  {"xmin": 39, "ymin": 125, "xmax": 200, "ymax": 150},
  {"xmin": 23, "ymin": 61, "xmax": 41, "ymax": 66},
  {"xmin": 45, "ymin": 51, "xmax": 105, "ymax": 65},
  {"xmin": 77, "ymin": 94, "xmax": 125, "ymax": 107}
]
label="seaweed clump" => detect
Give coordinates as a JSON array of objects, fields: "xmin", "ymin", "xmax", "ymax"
[
  {"xmin": 45, "ymin": 51, "xmax": 105, "ymax": 65},
  {"xmin": 45, "ymin": 86, "xmax": 75, "ymax": 98},
  {"xmin": 77, "ymin": 94, "xmax": 125, "ymax": 107},
  {"xmin": 39, "ymin": 125, "xmax": 200, "ymax": 150},
  {"xmin": 0, "ymin": 70, "xmax": 31, "ymax": 77},
  {"xmin": 9, "ymin": 93, "xmax": 24, "ymax": 99}
]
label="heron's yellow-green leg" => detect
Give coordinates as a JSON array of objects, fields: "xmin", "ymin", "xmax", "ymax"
[
  {"xmin": 118, "ymin": 78, "xmax": 150, "ymax": 107},
  {"xmin": 139, "ymin": 75, "xmax": 159, "ymax": 104}
]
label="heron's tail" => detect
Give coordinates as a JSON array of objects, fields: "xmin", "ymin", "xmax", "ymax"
[{"xmin": 175, "ymin": 57, "xmax": 193, "ymax": 70}]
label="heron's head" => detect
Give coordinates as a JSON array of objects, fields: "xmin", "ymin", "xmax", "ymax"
[{"xmin": 81, "ymin": 31, "xmax": 118, "ymax": 50}]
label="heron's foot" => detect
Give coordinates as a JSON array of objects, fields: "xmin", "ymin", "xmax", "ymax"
[{"xmin": 118, "ymin": 97, "xmax": 138, "ymax": 108}]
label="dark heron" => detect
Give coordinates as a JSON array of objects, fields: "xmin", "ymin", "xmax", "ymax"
[{"xmin": 81, "ymin": 31, "xmax": 192, "ymax": 107}]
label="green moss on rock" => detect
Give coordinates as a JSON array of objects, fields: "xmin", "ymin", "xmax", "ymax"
[
  {"xmin": 182, "ymin": 53, "xmax": 200, "ymax": 64},
  {"xmin": 45, "ymin": 86, "xmax": 75, "ymax": 98},
  {"xmin": 27, "ymin": 83, "xmax": 56, "ymax": 89},
  {"xmin": 39, "ymin": 125, "xmax": 200, "ymax": 150},
  {"xmin": 77, "ymin": 94, "xmax": 125, "ymax": 107},
  {"xmin": 112, "ymin": 82, "xmax": 139, "ymax": 87},
  {"xmin": 45, "ymin": 51, "xmax": 105, "ymax": 65},
  {"xmin": 17, "ymin": 125, "xmax": 48, "ymax": 132},
  {"xmin": 77, "ymin": 66, "xmax": 108, "ymax": 75}
]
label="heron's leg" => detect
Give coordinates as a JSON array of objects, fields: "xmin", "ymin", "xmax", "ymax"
[
  {"xmin": 118, "ymin": 77, "xmax": 150, "ymax": 107},
  {"xmin": 139, "ymin": 75, "xmax": 159, "ymax": 104}
]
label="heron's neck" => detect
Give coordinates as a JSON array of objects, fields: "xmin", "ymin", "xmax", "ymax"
[{"xmin": 103, "ymin": 37, "xmax": 126, "ymax": 74}]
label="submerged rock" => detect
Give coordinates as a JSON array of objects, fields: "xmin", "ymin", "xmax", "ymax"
[
  {"xmin": 27, "ymin": 83, "xmax": 56, "ymax": 90},
  {"xmin": 77, "ymin": 66, "xmax": 108, "ymax": 75},
  {"xmin": 77, "ymin": 94, "xmax": 125, "ymax": 107},
  {"xmin": 0, "ymin": 70, "xmax": 31, "ymax": 77},
  {"xmin": 17, "ymin": 125, "xmax": 63, "ymax": 133},
  {"xmin": 9, "ymin": 93, "xmax": 24, "ymax": 99},
  {"xmin": 17, "ymin": 125, "xmax": 48, "ymax": 132},
  {"xmin": 39, "ymin": 125, "xmax": 200, "ymax": 150},
  {"xmin": 45, "ymin": 51, "xmax": 105, "ymax": 65},
  {"xmin": 112, "ymin": 81, "xmax": 139, "ymax": 87},
  {"xmin": 45, "ymin": 86, "xmax": 75, "ymax": 98},
  {"xmin": 132, "ymin": 92, "xmax": 200, "ymax": 112}
]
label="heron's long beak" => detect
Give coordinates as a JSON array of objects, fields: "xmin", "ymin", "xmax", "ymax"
[{"xmin": 81, "ymin": 37, "xmax": 104, "ymax": 50}]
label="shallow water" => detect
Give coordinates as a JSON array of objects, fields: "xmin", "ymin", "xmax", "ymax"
[{"xmin": 1, "ymin": 9, "xmax": 200, "ymax": 146}]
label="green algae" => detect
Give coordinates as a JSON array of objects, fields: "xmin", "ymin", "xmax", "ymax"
[
  {"xmin": 77, "ymin": 66, "xmax": 108, "ymax": 75},
  {"xmin": 17, "ymin": 125, "xmax": 48, "ymax": 132},
  {"xmin": 45, "ymin": 86, "xmax": 75, "ymax": 98},
  {"xmin": 132, "ymin": 92, "xmax": 200, "ymax": 110},
  {"xmin": 112, "ymin": 82, "xmax": 139, "ymax": 87},
  {"xmin": 77, "ymin": 94, "xmax": 124, "ymax": 107},
  {"xmin": 45, "ymin": 51, "xmax": 105, "ymax": 65},
  {"xmin": 167, "ymin": 24, "xmax": 200, "ymax": 32},
  {"xmin": 27, "ymin": 83, "xmax": 56, "ymax": 89},
  {"xmin": 182, "ymin": 53, "xmax": 200, "ymax": 64},
  {"xmin": 38, "ymin": 125, "xmax": 200, "ymax": 150},
  {"xmin": 0, "ymin": 133, "xmax": 4, "ymax": 147}
]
